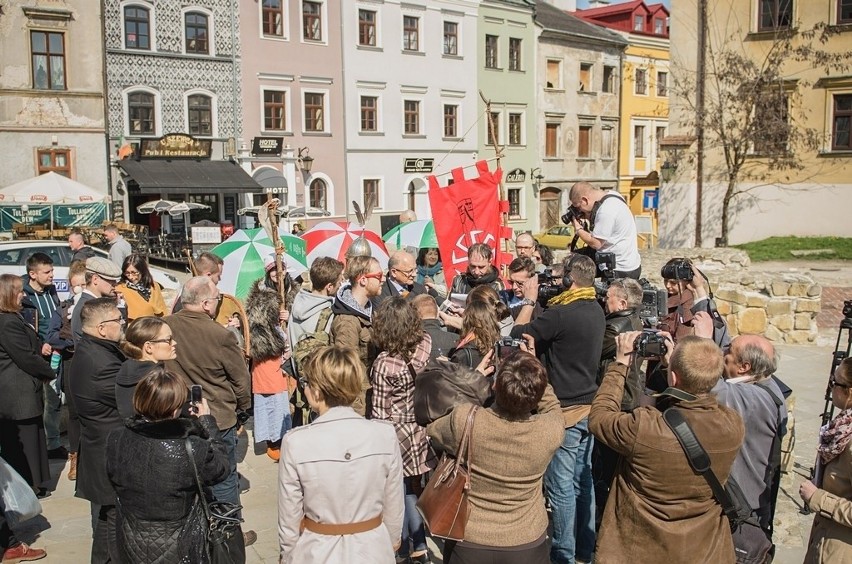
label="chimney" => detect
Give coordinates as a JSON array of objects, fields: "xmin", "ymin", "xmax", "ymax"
[
  {"xmin": 544, "ymin": 0, "xmax": 577, "ymax": 12},
  {"xmin": 587, "ymin": 0, "xmax": 611, "ymax": 8}
]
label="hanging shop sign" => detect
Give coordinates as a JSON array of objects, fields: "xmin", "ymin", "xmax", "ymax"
[
  {"xmin": 505, "ymin": 168, "xmax": 526, "ymax": 183},
  {"xmin": 251, "ymin": 137, "xmax": 284, "ymax": 156},
  {"xmin": 139, "ymin": 134, "xmax": 212, "ymax": 159},
  {"xmin": 404, "ymin": 158, "xmax": 434, "ymax": 173}
]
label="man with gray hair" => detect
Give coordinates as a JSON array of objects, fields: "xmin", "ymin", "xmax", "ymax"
[
  {"xmin": 713, "ymin": 333, "xmax": 788, "ymax": 539},
  {"xmin": 375, "ymin": 250, "xmax": 442, "ymax": 306},
  {"xmin": 165, "ymin": 276, "xmax": 252, "ymax": 532}
]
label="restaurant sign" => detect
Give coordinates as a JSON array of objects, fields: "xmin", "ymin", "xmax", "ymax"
[
  {"xmin": 251, "ymin": 137, "xmax": 284, "ymax": 156},
  {"xmin": 505, "ymin": 168, "xmax": 526, "ymax": 183},
  {"xmin": 404, "ymin": 158, "xmax": 434, "ymax": 173},
  {"xmin": 139, "ymin": 134, "xmax": 212, "ymax": 159}
]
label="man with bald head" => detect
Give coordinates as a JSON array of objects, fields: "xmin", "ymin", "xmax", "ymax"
[
  {"xmin": 568, "ymin": 181, "xmax": 641, "ymax": 279},
  {"xmin": 165, "ymin": 276, "xmax": 251, "ymax": 522},
  {"xmin": 515, "ymin": 232, "xmax": 536, "ymax": 259},
  {"xmin": 374, "ymin": 250, "xmax": 443, "ymax": 306},
  {"xmin": 713, "ymin": 334, "xmax": 788, "ymax": 540},
  {"xmin": 68, "ymin": 231, "xmax": 96, "ymax": 263}
]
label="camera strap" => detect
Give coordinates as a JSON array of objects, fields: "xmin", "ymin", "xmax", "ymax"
[{"xmin": 588, "ymin": 193, "xmax": 626, "ymax": 229}]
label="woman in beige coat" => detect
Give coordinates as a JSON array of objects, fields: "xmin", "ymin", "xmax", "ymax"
[
  {"xmin": 801, "ymin": 357, "xmax": 852, "ymax": 563},
  {"xmin": 277, "ymin": 346, "xmax": 404, "ymax": 564}
]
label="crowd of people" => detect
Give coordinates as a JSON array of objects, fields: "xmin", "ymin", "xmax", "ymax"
[{"xmin": 0, "ymin": 196, "xmax": 845, "ymax": 564}]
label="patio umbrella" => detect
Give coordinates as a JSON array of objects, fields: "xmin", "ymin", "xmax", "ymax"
[
  {"xmin": 382, "ymin": 219, "xmax": 438, "ymax": 249},
  {"xmin": 0, "ymin": 172, "xmax": 108, "ymax": 231},
  {"xmin": 136, "ymin": 199, "xmax": 178, "ymax": 214},
  {"xmin": 301, "ymin": 221, "xmax": 389, "ymax": 269},
  {"xmin": 167, "ymin": 201, "xmax": 212, "ymax": 238},
  {"xmin": 210, "ymin": 227, "xmax": 308, "ymax": 300}
]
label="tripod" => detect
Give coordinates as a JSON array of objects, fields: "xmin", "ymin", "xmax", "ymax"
[{"xmin": 821, "ymin": 316, "xmax": 852, "ymax": 427}]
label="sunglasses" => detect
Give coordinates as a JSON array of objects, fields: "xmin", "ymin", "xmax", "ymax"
[{"xmin": 362, "ymin": 272, "xmax": 384, "ymax": 281}]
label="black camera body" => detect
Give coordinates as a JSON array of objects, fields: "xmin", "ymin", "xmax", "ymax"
[
  {"xmin": 660, "ymin": 258, "xmax": 694, "ymax": 281},
  {"xmin": 844, "ymin": 300, "xmax": 852, "ymax": 319},
  {"xmin": 634, "ymin": 330, "xmax": 668, "ymax": 358},
  {"xmin": 537, "ymin": 267, "xmax": 565, "ymax": 306},
  {"xmin": 561, "ymin": 206, "xmax": 581, "ymax": 225},
  {"xmin": 494, "ymin": 336, "xmax": 524, "ymax": 359}
]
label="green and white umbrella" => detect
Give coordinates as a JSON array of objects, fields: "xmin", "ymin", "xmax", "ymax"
[
  {"xmin": 382, "ymin": 219, "xmax": 438, "ymax": 249},
  {"xmin": 210, "ymin": 228, "xmax": 308, "ymax": 300}
]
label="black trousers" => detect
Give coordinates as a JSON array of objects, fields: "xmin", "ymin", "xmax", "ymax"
[
  {"xmin": 0, "ymin": 417, "xmax": 50, "ymax": 487},
  {"xmin": 90, "ymin": 503, "xmax": 117, "ymax": 564},
  {"xmin": 443, "ymin": 537, "xmax": 550, "ymax": 564},
  {"xmin": 61, "ymin": 359, "xmax": 81, "ymax": 452},
  {"xmin": 0, "ymin": 513, "xmax": 18, "ymax": 552}
]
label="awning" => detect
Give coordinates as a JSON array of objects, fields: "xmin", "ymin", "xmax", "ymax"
[{"xmin": 118, "ymin": 159, "xmax": 263, "ymax": 194}]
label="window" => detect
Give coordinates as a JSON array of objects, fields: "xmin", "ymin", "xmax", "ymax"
[
  {"xmin": 443, "ymin": 21, "xmax": 458, "ymax": 55},
  {"xmin": 262, "ymin": 0, "xmax": 284, "ymax": 37},
  {"xmin": 444, "ymin": 104, "xmax": 458, "ymax": 138},
  {"xmin": 358, "ymin": 9, "xmax": 376, "ymax": 46},
  {"xmin": 404, "ymin": 100, "xmax": 420, "ymax": 134},
  {"xmin": 579, "ymin": 63, "xmax": 592, "ymax": 92},
  {"xmin": 37, "ymin": 149, "xmax": 71, "ymax": 177},
  {"xmin": 363, "ymin": 179, "xmax": 380, "ymax": 208},
  {"xmin": 488, "ymin": 112, "xmax": 500, "ymax": 145},
  {"xmin": 263, "ymin": 90, "xmax": 287, "ymax": 131},
  {"xmin": 508, "ymin": 188, "xmax": 521, "ymax": 219},
  {"xmin": 128, "ymin": 91, "xmax": 155, "ymax": 134},
  {"xmin": 634, "ymin": 125, "xmax": 646, "ymax": 157},
  {"xmin": 304, "ymin": 92, "xmax": 325, "ymax": 132},
  {"xmin": 602, "ymin": 127, "xmax": 614, "ymax": 159},
  {"xmin": 309, "ymin": 178, "xmax": 327, "ymax": 210},
  {"xmin": 124, "ymin": 6, "xmax": 150, "ymax": 49},
  {"xmin": 508, "ymin": 38, "xmax": 522, "ymax": 71},
  {"xmin": 634, "ymin": 14, "xmax": 644, "ymax": 31},
  {"xmin": 833, "ymin": 94, "xmax": 852, "ymax": 151},
  {"xmin": 508, "ymin": 113, "xmax": 522, "ymax": 145},
  {"xmin": 185, "ymin": 12, "xmax": 209, "ymax": 54},
  {"xmin": 656, "ymin": 126, "xmax": 667, "ymax": 155},
  {"xmin": 485, "ymin": 35, "xmax": 498, "ymax": 69},
  {"xmin": 656, "ymin": 71, "xmax": 668, "ymax": 97},
  {"xmin": 655, "ymin": 17, "xmax": 665, "ymax": 35},
  {"xmin": 360, "ymin": 96, "xmax": 377, "ymax": 132},
  {"xmin": 303, "ymin": 1, "xmax": 322, "ymax": 41},
  {"xmin": 403, "ymin": 16, "xmax": 419, "ymax": 51},
  {"xmin": 546, "ymin": 59, "xmax": 561, "ymax": 89},
  {"xmin": 841, "ymin": 0, "xmax": 852, "ymax": 23},
  {"xmin": 188, "ymin": 94, "xmax": 212, "ymax": 136},
  {"xmin": 578, "ymin": 126, "xmax": 592, "ymax": 158},
  {"xmin": 31, "ymin": 31, "xmax": 65, "ymax": 90},
  {"xmin": 635, "ymin": 68, "xmax": 648, "ymax": 95},
  {"xmin": 603, "ymin": 65, "xmax": 616, "ymax": 93},
  {"xmin": 545, "ymin": 123, "xmax": 559, "ymax": 157},
  {"xmin": 753, "ymin": 92, "xmax": 789, "ymax": 154},
  {"xmin": 758, "ymin": 0, "xmax": 793, "ymax": 31}
]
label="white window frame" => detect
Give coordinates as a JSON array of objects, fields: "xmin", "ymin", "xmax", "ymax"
[
  {"xmin": 302, "ymin": 88, "xmax": 329, "ymax": 133},
  {"xmin": 401, "ymin": 12, "xmax": 423, "ymax": 53},
  {"xmin": 656, "ymin": 70, "xmax": 668, "ymax": 97},
  {"xmin": 306, "ymin": 171, "xmax": 334, "ymax": 215},
  {"xmin": 120, "ymin": 1, "xmax": 156, "ymax": 51},
  {"xmin": 300, "ymin": 0, "xmax": 328, "ymax": 45},
  {"xmin": 259, "ymin": 86, "xmax": 292, "ymax": 134},
  {"xmin": 506, "ymin": 186, "xmax": 524, "ymax": 220},
  {"xmin": 545, "ymin": 58, "xmax": 563, "ymax": 90},
  {"xmin": 181, "ymin": 6, "xmax": 215, "ymax": 56},
  {"xmin": 183, "ymin": 88, "xmax": 218, "ymax": 138},
  {"xmin": 487, "ymin": 109, "xmax": 503, "ymax": 146},
  {"xmin": 357, "ymin": 5, "xmax": 382, "ymax": 48},
  {"xmin": 122, "ymin": 85, "xmax": 162, "ymax": 137},
  {"xmin": 360, "ymin": 176, "xmax": 384, "ymax": 210},
  {"xmin": 485, "ymin": 34, "xmax": 500, "ymax": 69},
  {"xmin": 259, "ymin": 0, "xmax": 289, "ymax": 41},
  {"xmin": 358, "ymin": 93, "xmax": 383, "ymax": 133},
  {"xmin": 442, "ymin": 102, "xmax": 461, "ymax": 139}
]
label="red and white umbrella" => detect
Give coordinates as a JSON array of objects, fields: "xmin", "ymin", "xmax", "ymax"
[{"xmin": 301, "ymin": 221, "xmax": 389, "ymax": 268}]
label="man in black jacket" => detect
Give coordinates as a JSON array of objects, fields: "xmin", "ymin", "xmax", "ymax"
[
  {"xmin": 510, "ymin": 254, "xmax": 605, "ymax": 564},
  {"xmin": 69, "ymin": 298, "xmax": 126, "ymax": 564},
  {"xmin": 374, "ymin": 251, "xmax": 442, "ymax": 306},
  {"xmin": 448, "ymin": 243, "xmax": 505, "ymax": 295}
]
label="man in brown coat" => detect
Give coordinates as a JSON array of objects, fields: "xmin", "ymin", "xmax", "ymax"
[
  {"xmin": 165, "ymin": 276, "xmax": 251, "ymax": 511},
  {"xmin": 590, "ymin": 334, "xmax": 744, "ymax": 563}
]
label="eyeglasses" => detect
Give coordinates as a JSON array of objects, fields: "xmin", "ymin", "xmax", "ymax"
[
  {"xmin": 830, "ymin": 378, "xmax": 851, "ymax": 390},
  {"xmin": 204, "ymin": 295, "xmax": 223, "ymax": 304},
  {"xmin": 392, "ymin": 267, "xmax": 416, "ymax": 277},
  {"xmin": 515, "ymin": 245, "xmax": 534, "ymax": 251},
  {"xmin": 124, "ymin": 269, "xmax": 140, "ymax": 277},
  {"xmin": 99, "ymin": 317, "xmax": 125, "ymax": 327},
  {"xmin": 148, "ymin": 336, "xmax": 175, "ymax": 345},
  {"xmin": 510, "ymin": 278, "xmax": 528, "ymax": 287},
  {"xmin": 362, "ymin": 272, "xmax": 384, "ymax": 281},
  {"xmin": 298, "ymin": 376, "xmax": 310, "ymax": 389}
]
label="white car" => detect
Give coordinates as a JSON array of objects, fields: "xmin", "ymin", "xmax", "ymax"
[{"xmin": 0, "ymin": 240, "xmax": 180, "ymax": 300}]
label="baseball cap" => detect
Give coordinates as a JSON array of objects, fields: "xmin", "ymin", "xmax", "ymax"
[{"xmin": 85, "ymin": 256, "xmax": 122, "ymax": 281}]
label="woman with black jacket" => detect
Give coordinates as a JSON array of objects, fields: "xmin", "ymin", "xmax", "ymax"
[
  {"xmin": 115, "ymin": 317, "xmax": 177, "ymax": 418},
  {"xmin": 106, "ymin": 368, "xmax": 230, "ymax": 564}
]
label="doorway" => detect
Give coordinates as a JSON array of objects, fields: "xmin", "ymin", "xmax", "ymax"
[{"xmin": 539, "ymin": 187, "xmax": 561, "ymax": 229}]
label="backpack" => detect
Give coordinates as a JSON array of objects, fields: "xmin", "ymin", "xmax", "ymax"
[{"xmin": 291, "ymin": 307, "xmax": 334, "ymax": 376}]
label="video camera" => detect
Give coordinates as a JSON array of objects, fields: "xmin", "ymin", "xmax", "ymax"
[{"xmin": 537, "ymin": 267, "xmax": 564, "ymax": 306}]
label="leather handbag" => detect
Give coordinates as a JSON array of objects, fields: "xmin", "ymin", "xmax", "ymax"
[
  {"xmin": 413, "ymin": 359, "xmax": 492, "ymax": 427},
  {"xmin": 416, "ymin": 405, "xmax": 478, "ymax": 541}
]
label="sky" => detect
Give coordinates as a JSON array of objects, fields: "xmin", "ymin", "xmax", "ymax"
[{"xmin": 575, "ymin": 0, "xmax": 671, "ymax": 8}]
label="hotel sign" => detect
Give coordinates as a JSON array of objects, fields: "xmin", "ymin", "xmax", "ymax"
[
  {"xmin": 403, "ymin": 158, "xmax": 434, "ymax": 173},
  {"xmin": 251, "ymin": 137, "xmax": 284, "ymax": 156},
  {"xmin": 139, "ymin": 134, "xmax": 212, "ymax": 159}
]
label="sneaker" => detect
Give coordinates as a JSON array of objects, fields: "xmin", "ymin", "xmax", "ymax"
[
  {"xmin": 2, "ymin": 542, "xmax": 47, "ymax": 563},
  {"xmin": 67, "ymin": 452, "xmax": 77, "ymax": 481},
  {"xmin": 47, "ymin": 446, "xmax": 68, "ymax": 460},
  {"xmin": 243, "ymin": 530, "xmax": 257, "ymax": 547}
]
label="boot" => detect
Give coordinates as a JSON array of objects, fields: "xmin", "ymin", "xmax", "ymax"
[{"xmin": 67, "ymin": 452, "xmax": 77, "ymax": 481}]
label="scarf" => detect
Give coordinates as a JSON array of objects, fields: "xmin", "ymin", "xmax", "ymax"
[
  {"xmin": 126, "ymin": 281, "xmax": 152, "ymax": 302},
  {"xmin": 818, "ymin": 407, "xmax": 852, "ymax": 464},
  {"xmin": 416, "ymin": 263, "xmax": 442, "ymax": 285},
  {"xmin": 547, "ymin": 286, "xmax": 597, "ymax": 306}
]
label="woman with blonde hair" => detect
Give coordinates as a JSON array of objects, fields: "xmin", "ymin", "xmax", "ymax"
[
  {"xmin": 116, "ymin": 317, "xmax": 177, "ymax": 418},
  {"xmin": 278, "ymin": 345, "xmax": 404, "ymax": 563}
]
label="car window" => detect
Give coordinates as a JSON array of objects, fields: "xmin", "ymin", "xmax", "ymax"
[
  {"xmin": 0, "ymin": 249, "xmax": 24, "ymax": 265},
  {"xmin": 549, "ymin": 227, "xmax": 560, "ymax": 236},
  {"xmin": 25, "ymin": 246, "xmax": 70, "ymax": 267}
]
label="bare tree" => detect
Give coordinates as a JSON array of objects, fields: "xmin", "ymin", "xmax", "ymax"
[{"xmin": 673, "ymin": 23, "xmax": 851, "ymax": 246}]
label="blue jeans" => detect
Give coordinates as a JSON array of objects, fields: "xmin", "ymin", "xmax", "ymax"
[
  {"xmin": 544, "ymin": 417, "xmax": 596, "ymax": 564},
  {"xmin": 399, "ymin": 478, "xmax": 427, "ymax": 557},
  {"xmin": 211, "ymin": 425, "xmax": 241, "ymax": 516}
]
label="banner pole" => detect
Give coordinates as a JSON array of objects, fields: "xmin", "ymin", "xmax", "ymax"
[{"xmin": 479, "ymin": 90, "xmax": 510, "ymax": 276}]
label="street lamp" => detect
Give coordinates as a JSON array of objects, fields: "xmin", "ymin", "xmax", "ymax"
[
  {"xmin": 297, "ymin": 147, "xmax": 313, "ymax": 173},
  {"xmin": 660, "ymin": 160, "xmax": 677, "ymax": 183},
  {"xmin": 530, "ymin": 167, "xmax": 545, "ymax": 193}
]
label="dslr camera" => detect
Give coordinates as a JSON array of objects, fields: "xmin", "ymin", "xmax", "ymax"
[
  {"xmin": 494, "ymin": 336, "xmax": 524, "ymax": 359},
  {"xmin": 660, "ymin": 258, "xmax": 694, "ymax": 282},
  {"xmin": 561, "ymin": 206, "xmax": 582, "ymax": 225},
  {"xmin": 633, "ymin": 330, "xmax": 669, "ymax": 358}
]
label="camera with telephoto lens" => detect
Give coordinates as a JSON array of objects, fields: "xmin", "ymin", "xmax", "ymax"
[
  {"xmin": 561, "ymin": 206, "xmax": 581, "ymax": 225},
  {"xmin": 537, "ymin": 267, "xmax": 564, "ymax": 306},
  {"xmin": 660, "ymin": 258, "xmax": 694, "ymax": 282},
  {"xmin": 633, "ymin": 330, "xmax": 669, "ymax": 358},
  {"xmin": 494, "ymin": 337, "xmax": 524, "ymax": 360}
]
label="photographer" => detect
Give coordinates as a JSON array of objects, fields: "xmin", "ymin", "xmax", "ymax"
[
  {"xmin": 510, "ymin": 254, "xmax": 605, "ymax": 564},
  {"xmin": 590, "ymin": 333, "xmax": 744, "ymax": 563},
  {"xmin": 659, "ymin": 258, "xmax": 730, "ymax": 350},
  {"xmin": 568, "ymin": 182, "xmax": 641, "ymax": 279}
]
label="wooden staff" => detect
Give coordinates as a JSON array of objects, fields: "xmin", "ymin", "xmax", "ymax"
[{"xmin": 479, "ymin": 90, "xmax": 510, "ymax": 276}]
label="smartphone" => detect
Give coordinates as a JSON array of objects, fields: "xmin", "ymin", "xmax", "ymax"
[{"xmin": 190, "ymin": 385, "xmax": 202, "ymax": 405}]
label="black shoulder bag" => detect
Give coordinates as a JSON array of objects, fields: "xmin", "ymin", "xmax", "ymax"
[
  {"xmin": 185, "ymin": 438, "xmax": 247, "ymax": 564},
  {"xmin": 663, "ymin": 408, "xmax": 774, "ymax": 564}
]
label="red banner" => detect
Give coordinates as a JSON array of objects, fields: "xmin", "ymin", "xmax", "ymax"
[{"xmin": 428, "ymin": 160, "xmax": 514, "ymax": 284}]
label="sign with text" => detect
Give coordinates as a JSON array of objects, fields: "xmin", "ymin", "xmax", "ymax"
[
  {"xmin": 505, "ymin": 168, "xmax": 527, "ymax": 183},
  {"xmin": 191, "ymin": 226, "xmax": 222, "ymax": 244},
  {"xmin": 140, "ymin": 134, "xmax": 212, "ymax": 159},
  {"xmin": 404, "ymin": 158, "xmax": 434, "ymax": 173},
  {"xmin": 251, "ymin": 137, "xmax": 284, "ymax": 156}
]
